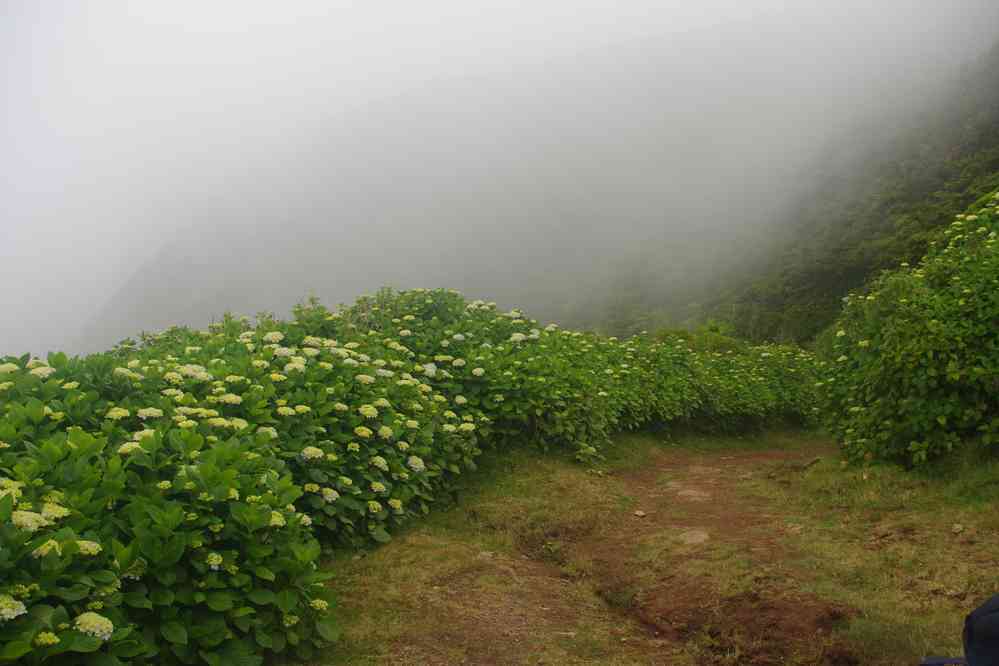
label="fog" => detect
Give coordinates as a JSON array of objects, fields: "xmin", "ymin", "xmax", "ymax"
[{"xmin": 3, "ymin": 1, "xmax": 999, "ymax": 355}]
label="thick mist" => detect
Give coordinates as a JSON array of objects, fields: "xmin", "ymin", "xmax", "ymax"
[{"xmin": 3, "ymin": 1, "xmax": 999, "ymax": 355}]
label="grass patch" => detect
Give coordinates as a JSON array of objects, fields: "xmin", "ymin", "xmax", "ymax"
[{"xmin": 316, "ymin": 429, "xmax": 994, "ymax": 665}]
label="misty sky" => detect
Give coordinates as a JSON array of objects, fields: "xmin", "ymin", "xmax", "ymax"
[{"xmin": 3, "ymin": 1, "xmax": 999, "ymax": 356}]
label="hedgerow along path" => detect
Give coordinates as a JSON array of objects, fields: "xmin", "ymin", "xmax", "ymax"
[{"xmin": 321, "ymin": 429, "xmax": 999, "ymax": 666}]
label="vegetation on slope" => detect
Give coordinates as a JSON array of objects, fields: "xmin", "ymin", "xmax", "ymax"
[
  {"xmin": 568, "ymin": 42, "xmax": 999, "ymax": 343},
  {"xmin": 715, "ymin": 43, "xmax": 999, "ymax": 342},
  {"xmin": 0, "ymin": 289, "xmax": 816, "ymax": 664}
]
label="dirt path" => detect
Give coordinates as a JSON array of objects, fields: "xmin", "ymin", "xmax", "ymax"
[
  {"xmin": 321, "ymin": 431, "xmax": 986, "ymax": 665},
  {"xmin": 568, "ymin": 445, "xmax": 857, "ymax": 666}
]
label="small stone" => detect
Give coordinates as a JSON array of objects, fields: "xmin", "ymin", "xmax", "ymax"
[
  {"xmin": 952, "ymin": 523, "xmax": 964, "ymax": 534},
  {"xmin": 678, "ymin": 529, "xmax": 709, "ymax": 545},
  {"xmin": 634, "ymin": 510, "xmax": 647, "ymax": 518},
  {"xmin": 677, "ymin": 489, "xmax": 711, "ymax": 501}
]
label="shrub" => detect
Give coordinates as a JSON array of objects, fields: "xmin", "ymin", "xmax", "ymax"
[{"xmin": 818, "ymin": 190, "xmax": 999, "ymax": 464}]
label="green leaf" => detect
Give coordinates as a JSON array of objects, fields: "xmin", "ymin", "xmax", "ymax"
[
  {"xmin": 254, "ymin": 566, "xmax": 276, "ymax": 582},
  {"xmin": 247, "ymin": 589, "xmax": 275, "ymax": 605},
  {"xmin": 66, "ymin": 632, "xmax": 103, "ymax": 653},
  {"xmin": 275, "ymin": 589, "xmax": 297, "ymax": 613},
  {"xmin": 0, "ymin": 495, "xmax": 13, "ymax": 523},
  {"xmin": 150, "ymin": 588, "xmax": 175, "ymax": 606},
  {"xmin": 206, "ymin": 591, "xmax": 235, "ymax": 612},
  {"xmin": 123, "ymin": 591, "xmax": 153, "ymax": 610},
  {"xmin": 315, "ymin": 616, "xmax": 341, "ymax": 643},
  {"xmin": 254, "ymin": 629, "xmax": 273, "ymax": 648},
  {"xmin": 160, "ymin": 622, "xmax": 187, "ymax": 645},
  {"xmin": 0, "ymin": 641, "xmax": 31, "ymax": 660}
]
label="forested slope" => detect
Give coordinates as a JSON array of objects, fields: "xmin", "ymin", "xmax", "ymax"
[{"xmin": 715, "ymin": 41, "xmax": 999, "ymax": 341}]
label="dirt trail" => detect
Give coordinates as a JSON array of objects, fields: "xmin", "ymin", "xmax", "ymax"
[
  {"xmin": 579, "ymin": 446, "xmax": 857, "ymax": 666},
  {"xmin": 331, "ymin": 439, "xmax": 862, "ymax": 665}
]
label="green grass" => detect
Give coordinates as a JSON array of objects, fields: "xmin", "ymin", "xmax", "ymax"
[{"xmin": 316, "ymin": 429, "xmax": 998, "ymax": 665}]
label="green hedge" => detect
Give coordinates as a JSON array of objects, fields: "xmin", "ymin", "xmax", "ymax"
[
  {"xmin": 0, "ymin": 288, "xmax": 817, "ymax": 664},
  {"xmin": 818, "ymin": 190, "xmax": 999, "ymax": 464}
]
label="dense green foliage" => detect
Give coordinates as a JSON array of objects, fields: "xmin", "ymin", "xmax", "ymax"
[
  {"xmin": 0, "ymin": 289, "xmax": 817, "ymax": 664},
  {"xmin": 818, "ymin": 191, "xmax": 999, "ymax": 464}
]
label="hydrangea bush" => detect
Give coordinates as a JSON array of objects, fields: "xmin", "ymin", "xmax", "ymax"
[
  {"xmin": 818, "ymin": 190, "xmax": 999, "ymax": 464},
  {"xmin": 0, "ymin": 288, "xmax": 818, "ymax": 663}
]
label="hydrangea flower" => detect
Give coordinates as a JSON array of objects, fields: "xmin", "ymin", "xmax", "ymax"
[
  {"xmin": 407, "ymin": 456, "xmax": 426, "ymax": 473},
  {"xmin": 12, "ymin": 510, "xmax": 51, "ymax": 532},
  {"xmin": 354, "ymin": 426, "xmax": 373, "ymax": 439},
  {"xmin": 41, "ymin": 503, "xmax": 70, "ymax": 520},
  {"xmin": 30, "ymin": 366, "xmax": 58, "ymax": 379},
  {"xmin": 301, "ymin": 446, "xmax": 325, "ymax": 461},
  {"xmin": 105, "ymin": 407, "xmax": 130, "ymax": 420},
  {"xmin": 117, "ymin": 442, "xmax": 144, "ymax": 455},
  {"xmin": 371, "ymin": 456, "xmax": 389, "ymax": 471},
  {"xmin": 32, "ymin": 539, "xmax": 62, "ymax": 558},
  {"xmin": 74, "ymin": 612, "xmax": 114, "ymax": 641},
  {"xmin": 0, "ymin": 594, "xmax": 27, "ymax": 622},
  {"xmin": 0, "ymin": 479, "xmax": 24, "ymax": 502}
]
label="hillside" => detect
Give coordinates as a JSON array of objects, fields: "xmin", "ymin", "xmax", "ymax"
[
  {"xmin": 715, "ymin": 41, "xmax": 999, "ymax": 341},
  {"xmin": 566, "ymin": 40, "xmax": 999, "ymax": 342}
]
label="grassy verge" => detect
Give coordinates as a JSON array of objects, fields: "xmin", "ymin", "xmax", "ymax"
[{"xmin": 316, "ymin": 429, "xmax": 998, "ymax": 665}]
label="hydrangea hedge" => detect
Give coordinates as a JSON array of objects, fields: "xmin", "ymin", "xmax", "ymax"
[
  {"xmin": 0, "ymin": 289, "xmax": 817, "ymax": 664},
  {"xmin": 818, "ymin": 190, "xmax": 999, "ymax": 464}
]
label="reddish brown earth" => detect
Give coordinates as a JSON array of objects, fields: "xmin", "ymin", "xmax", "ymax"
[{"xmin": 330, "ymin": 439, "xmax": 866, "ymax": 665}]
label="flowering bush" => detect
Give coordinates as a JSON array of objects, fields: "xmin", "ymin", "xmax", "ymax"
[
  {"xmin": 818, "ymin": 190, "xmax": 999, "ymax": 464},
  {"xmin": 0, "ymin": 288, "xmax": 817, "ymax": 663}
]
